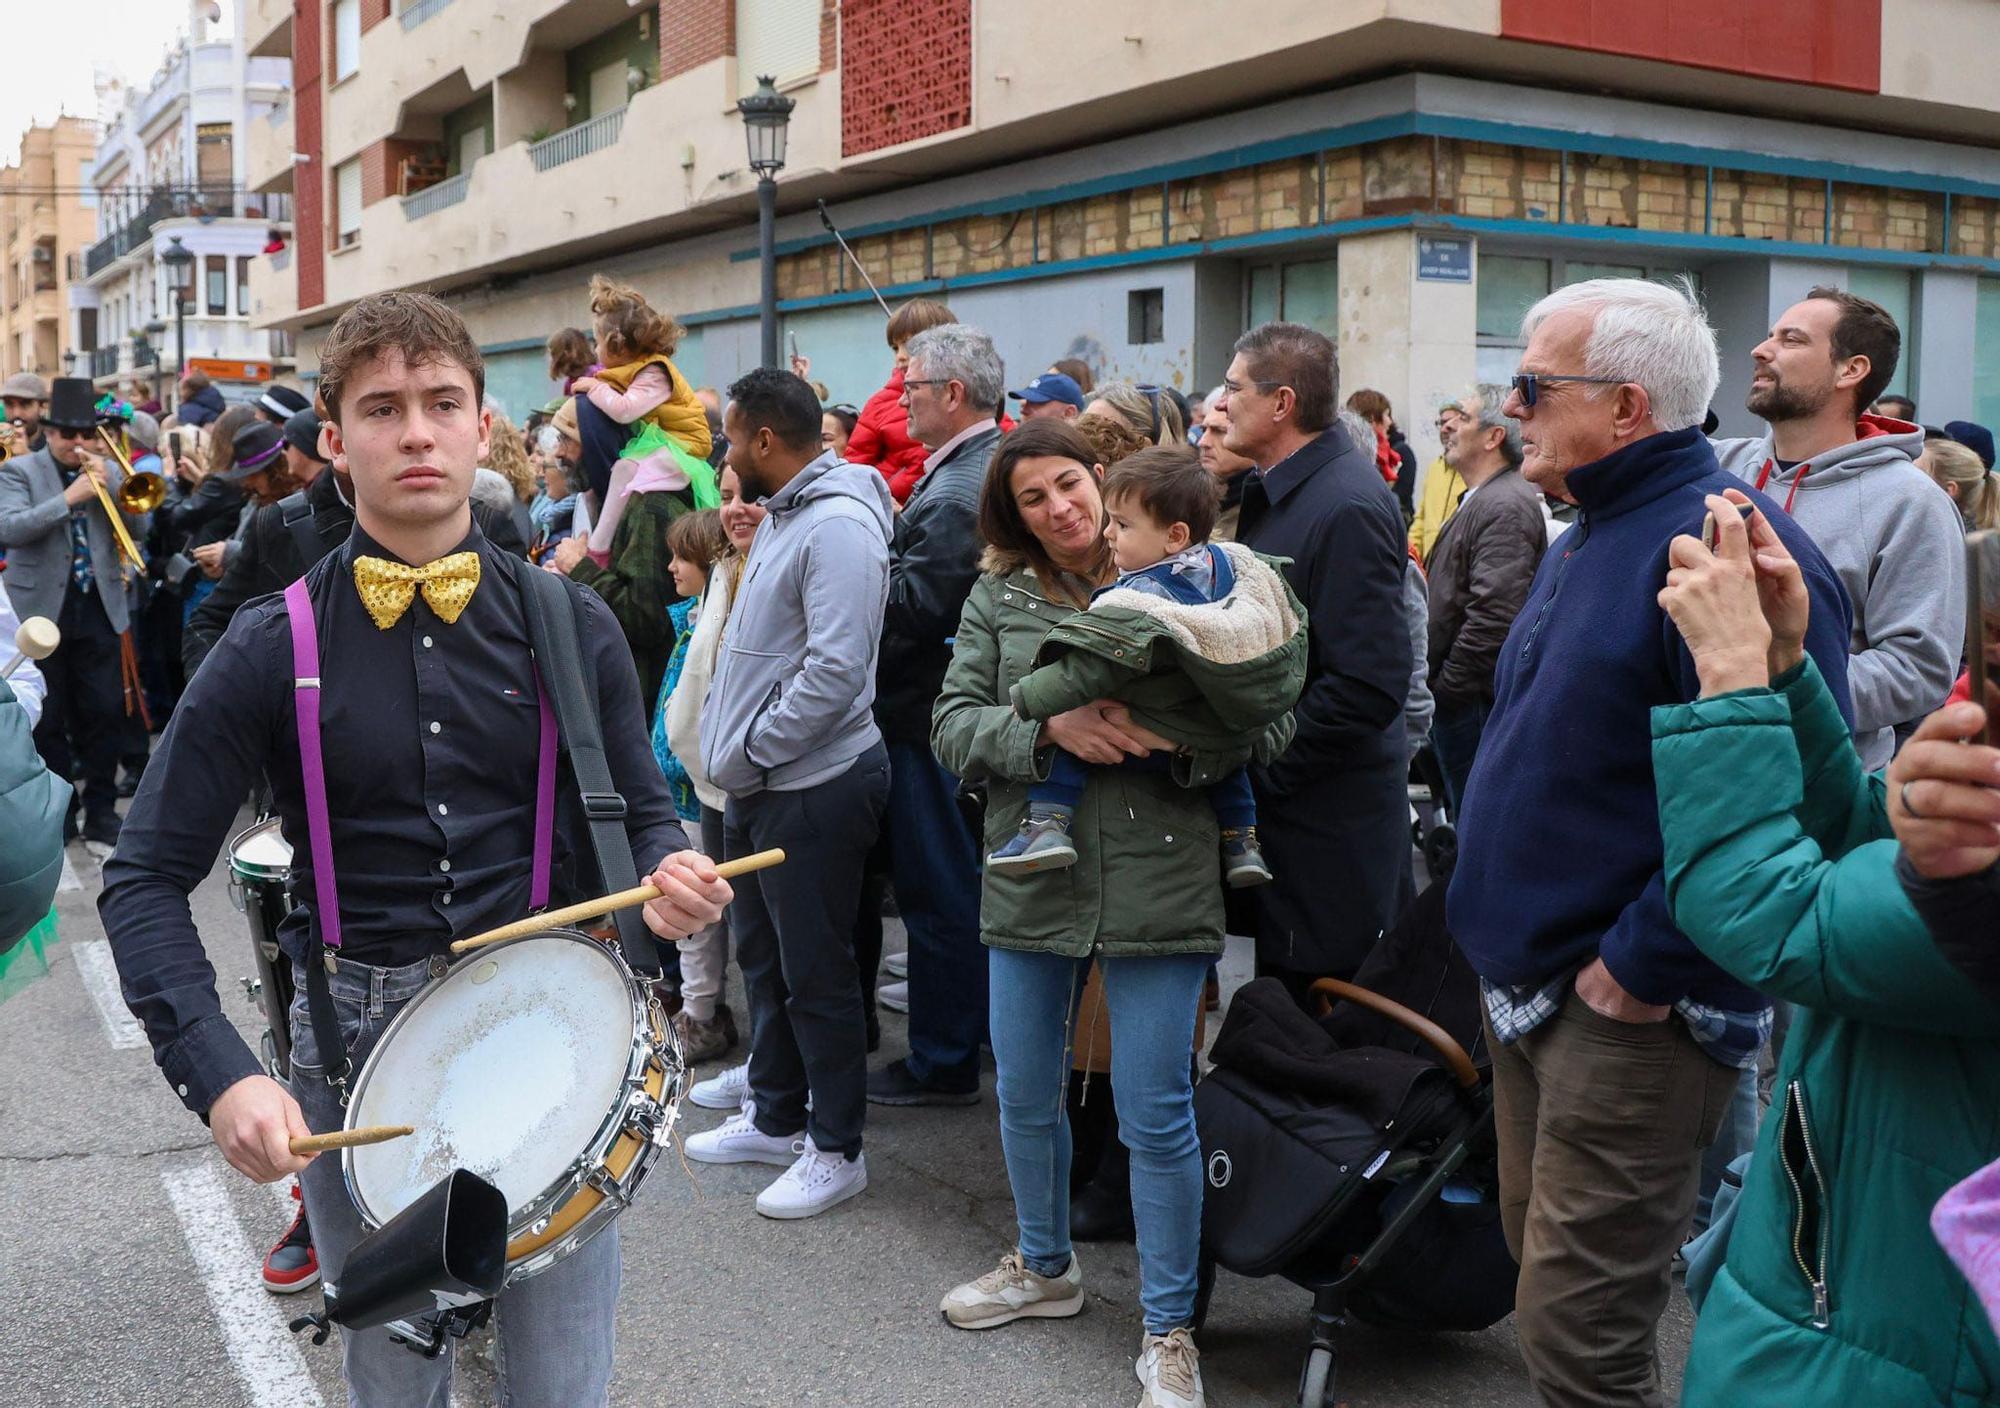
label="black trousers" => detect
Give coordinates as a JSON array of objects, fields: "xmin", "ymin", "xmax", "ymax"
[
  {"xmin": 725, "ymin": 744, "xmax": 890, "ymax": 1158},
  {"xmin": 33, "ymin": 586, "xmax": 125, "ymax": 824}
]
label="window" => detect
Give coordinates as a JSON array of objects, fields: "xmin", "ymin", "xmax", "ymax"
[
  {"xmin": 1976, "ymin": 278, "xmax": 2000, "ymax": 429},
  {"xmin": 1846, "ymin": 267, "xmax": 1915, "ymax": 400},
  {"xmin": 332, "ymin": 0, "xmax": 361, "ymax": 82},
  {"xmin": 587, "ymin": 61, "xmax": 629, "ymax": 123},
  {"xmin": 335, "ymin": 158, "xmax": 362, "ymax": 248},
  {"xmin": 1127, "ymin": 288, "xmax": 1164, "ymax": 345},
  {"xmin": 237, "ymin": 257, "xmax": 252, "ymax": 318},
  {"xmin": 735, "ymin": 0, "xmax": 819, "ymax": 96},
  {"xmin": 1242, "ymin": 257, "xmax": 1338, "ymax": 336},
  {"xmin": 1473, "ymin": 252, "xmax": 1702, "ymax": 383},
  {"xmin": 206, "ymin": 255, "xmax": 227, "ymax": 315},
  {"xmin": 1476, "ymin": 255, "xmax": 1550, "ymax": 339}
]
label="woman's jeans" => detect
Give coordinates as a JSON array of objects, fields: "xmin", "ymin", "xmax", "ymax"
[{"xmin": 988, "ymin": 945, "xmax": 1209, "ymax": 1334}]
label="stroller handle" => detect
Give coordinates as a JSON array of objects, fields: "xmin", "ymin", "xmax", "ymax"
[{"xmin": 1310, "ymin": 979, "xmax": 1481, "ymax": 1090}]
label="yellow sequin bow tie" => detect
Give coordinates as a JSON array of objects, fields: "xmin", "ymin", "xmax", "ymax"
[{"xmin": 352, "ymin": 552, "xmax": 482, "ymax": 630}]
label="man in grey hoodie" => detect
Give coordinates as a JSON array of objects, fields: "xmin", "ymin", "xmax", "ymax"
[
  {"xmin": 685, "ymin": 368, "xmax": 894, "ymax": 1222},
  {"xmin": 1713, "ymin": 285, "xmax": 1965, "ymax": 771}
]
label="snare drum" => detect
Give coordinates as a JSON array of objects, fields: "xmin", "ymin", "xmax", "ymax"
[
  {"xmin": 342, "ymin": 930, "xmax": 684, "ymax": 1285},
  {"xmin": 227, "ymin": 818, "xmax": 297, "ymax": 1079}
]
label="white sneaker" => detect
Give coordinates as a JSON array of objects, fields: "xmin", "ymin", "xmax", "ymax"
[
  {"xmin": 941, "ymin": 1250, "xmax": 1084, "ymax": 1330},
  {"xmin": 878, "ymin": 979, "xmax": 910, "ymax": 1013},
  {"xmin": 1135, "ymin": 1328, "xmax": 1204, "ymax": 1408},
  {"xmin": 683, "ymin": 1109, "xmax": 801, "ymax": 1166},
  {"xmin": 689, "ymin": 1061, "xmax": 750, "ymax": 1110},
  {"xmin": 883, "ymin": 950, "xmax": 909, "ymax": 979},
  {"xmin": 754, "ymin": 1137, "xmax": 867, "ymax": 1219}
]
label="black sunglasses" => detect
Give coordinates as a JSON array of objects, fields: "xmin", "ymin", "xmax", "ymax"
[{"xmin": 1509, "ymin": 372, "xmax": 1626, "ymax": 409}]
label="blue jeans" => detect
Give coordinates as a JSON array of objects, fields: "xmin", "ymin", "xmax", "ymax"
[
  {"xmin": 1430, "ymin": 697, "xmax": 1490, "ymax": 815},
  {"xmin": 885, "ymin": 740, "xmax": 986, "ymax": 1091},
  {"xmin": 289, "ymin": 953, "xmax": 620, "ymax": 1407},
  {"xmin": 989, "ymin": 945, "xmax": 1209, "ymax": 1334},
  {"xmin": 1032, "ymin": 749, "xmax": 1257, "ymax": 830},
  {"xmin": 1693, "ymin": 1063, "xmax": 1762, "ymax": 1237}
]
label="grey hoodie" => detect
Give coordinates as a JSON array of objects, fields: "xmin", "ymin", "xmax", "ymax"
[
  {"xmin": 700, "ymin": 453, "xmax": 893, "ymax": 797},
  {"xmin": 1714, "ymin": 417, "xmax": 1966, "ymax": 769}
]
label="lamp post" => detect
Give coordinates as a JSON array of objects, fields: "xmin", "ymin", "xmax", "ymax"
[
  {"xmin": 159, "ymin": 236, "xmax": 195, "ymax": 413},
  {"xmin": 736, "ymin": 75, "xmax": 794, "ymax": 370},
  {"xmin": 143, "ymin": 319, "xmax": 168, "ymax": 409}
]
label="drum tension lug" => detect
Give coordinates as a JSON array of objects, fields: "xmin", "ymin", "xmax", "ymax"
[{"xmin": 584, "ymin": 1164, "xmax": 632, "ymax": 1207}]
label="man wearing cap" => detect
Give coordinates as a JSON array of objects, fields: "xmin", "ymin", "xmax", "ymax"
[
  {"xmin": 1007, "ymin": 372, "xmax": 1084, "ymax": 423},
  {"xmin": 1, "ymin": 371, "xmax": 49, "ymax": 456},
  {"xmin": 0, "ymin": 377, "xmax": 149, "ymax": 844}
]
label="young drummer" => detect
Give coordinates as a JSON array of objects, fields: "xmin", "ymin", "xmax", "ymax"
[{"xmin": 98, "ymin": 292, "xmax": 732, "ymax": 1405}]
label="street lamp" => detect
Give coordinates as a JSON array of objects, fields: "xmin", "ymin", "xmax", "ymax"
[
  {"xmin": 144, "ymin": 319, "xmax": 169, "ymax": 409},
  {"xmin": 159, "ymin": 235, "xmax": 195, "ymax": 412},
  {"xmin": 736, "ymin": 74, "xmax": 794, "ymax": 370}
]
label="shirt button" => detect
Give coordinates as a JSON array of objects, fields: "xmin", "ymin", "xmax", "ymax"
[
  {"xmin": 422, "ymin": 635, "xmax": 434, "ymax": 648},
  {"xmin": 439, "ymin": 860, "xmax": 451, "ymax": 873},
  {"xmin": 441, "ymin": 893, "xmax": 452, "ymax": 906},
  {"xmin": 430, "ymin": 721, "xmax": 441, "ymax": 734},
  {"xmin": 177, "ymin": 1084, "xmax": 188, "ymax": 1097},
  {"xmin": 437, "ymin": 803, "xmax": 448, "ymax": 815}
]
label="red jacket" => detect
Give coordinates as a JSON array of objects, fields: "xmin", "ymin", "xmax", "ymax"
[{"xmin": 846, "ymin": 366, "xmax": 930, "ymax": 504}]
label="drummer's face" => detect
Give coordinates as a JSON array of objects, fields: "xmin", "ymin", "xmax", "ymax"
[{"xmin": 327, "ymin": 350, "xmax": 489, "ymax": 530}]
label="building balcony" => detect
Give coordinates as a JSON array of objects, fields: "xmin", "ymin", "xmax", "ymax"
[
  {"xmin": 247, "ymin": 245, "xmax": 299, "ymax": 333},
  {"xmin": 400, "ymin": 0, "xmax": 458, "ymax": 31},
  {"xmin": 89, "ymin": 345, "xmax": 122, "ymax": 380},
  {"xmin": 528, "ymin": 107, "xmax": 625, "ymax": 172},
  {"xmin": 245, "ymin": 0, "xmax": 293, "ymax": 58},
  {"xmin": 402, "ymin": 171, "xmax": 470, "ymax": 220},
  {"xmin": 248, "ymin": 97, "xmax": 296, "ymax": 195}
]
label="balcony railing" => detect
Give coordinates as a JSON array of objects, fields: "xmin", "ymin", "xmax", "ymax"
[
  {"xmin": 400, "ymin": 0, "xmax": 455, "ymax": 30},
  {"xmin": 529, "ymin": 107, "xmax": 626, "ymax": 173},
  {"xmin": 89, "ymin": 346, "xmax": 121, "ymax": 379},
  {"xmin": 402, "ymin": 171, "xmax": 470, "ymax": 221}
]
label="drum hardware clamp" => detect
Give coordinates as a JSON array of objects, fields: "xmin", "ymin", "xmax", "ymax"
[{"xmin": 239, "ymin": 975, "xmax": 264, "ymax": 1005}]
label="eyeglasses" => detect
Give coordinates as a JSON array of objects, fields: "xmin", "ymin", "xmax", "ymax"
[
  {"xmin": 902, "ymin": 378, "xmax": 953, "ymax": 392},
  {"xmin": 1509, "ymin": 372, "xmax": 1627, "ymax": 409},
  {"xmin": 1219, "ymin": 377, "xmax": 1284, "ymax": 398},
  {"xmin": 1136, "ymin": 384, "xmax": 1166, "ymax": 443}
]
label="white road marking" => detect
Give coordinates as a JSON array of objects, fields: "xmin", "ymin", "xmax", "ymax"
[
  {"xmin": 57, "ymin": 851, "xmax": 82, "ymax": 893},
  {"xmin": 161, "ymin": 1161, "xmax": 327, "ymax": 1408},
  {"xmin": 74, "ymin": 940, "xmax": 145, "ymax": 1050}
]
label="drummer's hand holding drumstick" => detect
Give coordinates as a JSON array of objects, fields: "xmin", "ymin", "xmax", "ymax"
[
  {"xmin": 639, "ymin": 847, "xmax": 733, "ymax": 940},
  {"xmin": 208, "ymin": 1074, "xmax": 316, "ymax": 1183}
]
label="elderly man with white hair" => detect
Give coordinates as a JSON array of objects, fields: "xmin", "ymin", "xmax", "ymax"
[{"xmin": 1445, "ymin": 279, "xmax": 1856, "ymax": 1407}]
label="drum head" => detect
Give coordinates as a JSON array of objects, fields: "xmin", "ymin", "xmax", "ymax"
[
  {"xmin": 347, "ymin": 933, "xmax": 636, "ymax": 1228},
  {"xmin": 227, "ymin": 818, "xmax": 292, "ymax": 883}
]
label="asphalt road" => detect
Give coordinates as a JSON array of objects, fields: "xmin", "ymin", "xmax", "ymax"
[{"xmin": 0, "ymin": 820, "xmax": 1692, "ymax": 1406}]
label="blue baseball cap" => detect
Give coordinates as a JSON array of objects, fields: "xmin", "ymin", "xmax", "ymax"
[{"xmin": 1009, "ymin": 373, "xmax": 1085, "ymax": 411}]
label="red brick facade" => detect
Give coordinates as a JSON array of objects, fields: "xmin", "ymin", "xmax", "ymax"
[
  {"xmin": 359, "ymin": 138, "xmax": 440, "ymax": 206},
  {"xmin": 660, "ymin": 0, "xmax": 734, "ymax": 81},
  {"xmin": 819, "ymin": 0, "xmax": 838, "ymax": 73},
  {"xmin": 293, "ymin": 0, "xmax": 324, "ymax": 308},
  {"xmin": 840, "ymin": 0, "xmax": 971, "ymax": 158}
]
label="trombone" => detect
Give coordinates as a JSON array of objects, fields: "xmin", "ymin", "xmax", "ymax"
[{"xmin": 81, "ymin": 425, "xmax": 162, "ymax": 579}]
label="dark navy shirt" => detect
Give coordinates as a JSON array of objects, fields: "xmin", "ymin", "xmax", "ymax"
[{"xmin": 100, "ymin": 518, "xmax": 687, "ymax": 1115}]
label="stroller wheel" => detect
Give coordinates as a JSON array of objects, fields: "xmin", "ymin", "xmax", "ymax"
[
  {"xmin": 1422, "ymin": 822, "xmax": 1458, "ymax": 883},
  {"xmin": 1298, "ymin": 1344, "xmax": 1335, "ymax": 1407}
]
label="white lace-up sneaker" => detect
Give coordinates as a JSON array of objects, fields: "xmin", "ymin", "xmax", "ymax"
[
  {"xmin": 689, "ymin": 1061, "xmax": 750, "ymax": 1110},
  {"xmin": 683, "ymin": 1109, "xmax": 801, "ymax": 1166},
  {"xmin": 940, "ymin": 1250, "xmax": 1084, "ymax": 1330},
  {"xmin": 754, "ymin": 1137, "xmax": 867, "ymax": 1219},
  {"xmin": 1135, "ymin": 1328, "xmax": 1205, "ymax": 1408}
]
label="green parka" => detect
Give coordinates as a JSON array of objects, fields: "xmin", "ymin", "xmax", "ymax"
[
  {"xmin": 1653, "ymin": 657, "xmax": 2000, "ymax": 1408},
  {"xmin": 932, "ymin": 553, "xmax": 1295, "ymax": 960}
]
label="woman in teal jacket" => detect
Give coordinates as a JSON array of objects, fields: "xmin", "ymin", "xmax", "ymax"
[{"xmin": 1653, "ymin": 491, "xmax": 2000, "ymax": 1407}]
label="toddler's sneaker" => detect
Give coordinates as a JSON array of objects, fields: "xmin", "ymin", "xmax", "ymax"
[
  {"xmin": 1221, "ymin": 827, "xmax": 1273, "ymax": 888},
  {"xmin": 986, "ymin": 806, "xmax": 1079, "ymax": 874}
]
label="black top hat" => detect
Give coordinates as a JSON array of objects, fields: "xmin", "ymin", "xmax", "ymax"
[{"xmin": 45, "ymin": 377, "xmax": 98, "ymax": 431}]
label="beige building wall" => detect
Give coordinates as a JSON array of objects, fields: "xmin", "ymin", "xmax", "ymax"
[{"xmin": 0, "ymin": 117, "xmax": 99, "ymax": 379}]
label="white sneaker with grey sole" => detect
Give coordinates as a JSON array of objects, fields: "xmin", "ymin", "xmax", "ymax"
[
  {"xmin": 878, "ymin": 979, "xmax": 910, "ymax": 1013},
  {"xmin": 755, "ymin": 1138, "xmax": 867, "ymax": 1219},
  {"xmin": 883, "ymin": 951, "xmax": 909, "ymax": 979},
  {"xmin": 689, "ymin": 1061, "xmax": 750, "ymax": 1110},
  {"xmin": 941, "ymin": 1250, "xmax": 1084, "ymax": 1330},
  {"xmin": 683, "ymin": 1109, "xmax": 802, "ymax": 1166}
]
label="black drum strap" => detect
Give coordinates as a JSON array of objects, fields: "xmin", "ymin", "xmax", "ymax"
[
  {"xmin": 517, "ymin": 567, "xmax": 660, "ymax": 978},
  {"xmin": 304, "ymin": 947, "xmax": 352, "ymax": 1102}
]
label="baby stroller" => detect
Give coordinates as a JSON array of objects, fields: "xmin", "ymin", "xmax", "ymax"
[{"xmin": 1192, "ymin": 883, "xmax": 1514, "ymax": 1406}]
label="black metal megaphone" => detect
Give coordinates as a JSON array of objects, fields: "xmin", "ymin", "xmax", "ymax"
[{"xmin": 295, "ymin": 1169, "xmax": 507, "ymax": 1348}]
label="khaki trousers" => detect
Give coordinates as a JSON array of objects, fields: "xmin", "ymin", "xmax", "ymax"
[{"xmin": 1489, "ymin": 993, "xmax": 1738, "ymax": 1407}]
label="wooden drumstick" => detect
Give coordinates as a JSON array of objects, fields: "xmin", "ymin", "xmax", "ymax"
[
  {"xmin": 291, "ymin": 1124, "xmax": 413, "ymax": 1156},
  {"xmin": 448, "ymin": 848, "xmax": 786, "ymax": 956}
]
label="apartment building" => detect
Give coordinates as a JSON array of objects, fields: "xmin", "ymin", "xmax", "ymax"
[
  {"xmin": 77, "ymin": 15, "xmax": 295, "ymax": 407},
  {"xmin": 250, "ymin": 0, "xmax": 2000, "ymax": 459},
  {"xmin": 0, "ymin": 117, "xmax": 99, "ymax": 382}
]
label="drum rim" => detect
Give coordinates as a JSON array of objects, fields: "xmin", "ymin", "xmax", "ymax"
[
  {"xmin": 226, "ymin": 816, "xmax": 293, "ymax": 883},
  {"xmin": 339, "ymin": 927, "xmax": 672, "ymax": 1260}
]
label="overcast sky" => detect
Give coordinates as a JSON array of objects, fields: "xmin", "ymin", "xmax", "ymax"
[{"xmin": 2, "ymin": 2, "xmax": 235, "ymax": 168}]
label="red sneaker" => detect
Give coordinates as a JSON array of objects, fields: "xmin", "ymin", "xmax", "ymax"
[{"xmin": 262, "ymin": 1181, "xmax": 320, "ymax": 1294}]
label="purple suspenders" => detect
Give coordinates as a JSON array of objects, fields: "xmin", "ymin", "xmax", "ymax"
[{"xmin": 281, "ymin": 576, "xmax": 556, "ymax": 959}]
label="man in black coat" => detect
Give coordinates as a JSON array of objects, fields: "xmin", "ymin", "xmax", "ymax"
[{"xmin": 1223, "ymin": 322, "xmax": 1413, "ymax": 992}]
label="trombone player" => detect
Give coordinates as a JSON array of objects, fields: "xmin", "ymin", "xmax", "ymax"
[{"xmin": 0, "ymin": 377, "xmax": 151, "ymax": 846}]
